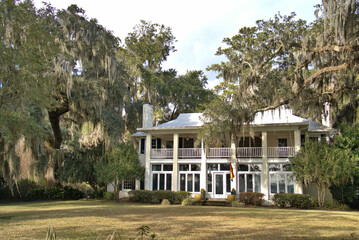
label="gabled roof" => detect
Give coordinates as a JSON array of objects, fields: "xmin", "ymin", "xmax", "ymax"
[{"xmin": 134, "ymin": 107, "xmax": 334, "ymax": 135}]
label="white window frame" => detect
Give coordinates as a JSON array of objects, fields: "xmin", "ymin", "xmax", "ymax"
[
  {"xmin": 122, "ymin": 179, "xmax": 135, "ymax": 190},
  {"xmin": 238, "ymin": 164, "xmax": 262, "ymax": 193},
  {"xmin": 151, "ymin": 164, "xmax": 172, "ymax": 191},
  {"xmin": 179, "ymin": 164, "xmax": 201, "ymax": 193},
  {"xmin": 269, "ymin": 164, "xmax": 294, "ymax": 195}
]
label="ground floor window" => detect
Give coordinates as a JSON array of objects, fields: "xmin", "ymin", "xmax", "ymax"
[
  {"xmin": 238, "ymin": 164, "xmax": 261, "ymax": 193},
  {"xmin": 151, "ymin": 164, "xmax": 172, "ymax": 190},
  {"xmin": 179, "ymin": 164, "xmax": 200, "ymax": 192},
  {"xmin": 269, "ymin": 164, "xmax": 294, "ymax": 194},
  {"xmin": 122, "ymin": 179, "xmax": 136, "ymax": 190}
]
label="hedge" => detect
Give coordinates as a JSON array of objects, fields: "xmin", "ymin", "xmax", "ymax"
[
  {"xmin": 129, "ymin": 190, "xmax": 191, "ymax": 204},
  {"xmin": 239, "ymin": 192, "xmax": 265, "ymax": 206},
  {"xmin": 272, "ymin": 193, "xmax": 317, "ymax": 209},
  {"xmin": 26, "ymin": 186, "xmax": 84, "ymax": 201}
]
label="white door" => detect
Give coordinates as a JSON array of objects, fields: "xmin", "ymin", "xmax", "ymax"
[{"xmin": 213, "ymin": 173, "xmax": 227, "ymax": 198}]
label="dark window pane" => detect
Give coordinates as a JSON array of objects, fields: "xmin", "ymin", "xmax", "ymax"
[
  {"xmin": 207, "ymin": 174, "xmax": 212, "ymax": 192},
  {"xmin": 269, "ymin": 164, "xmax": 280, "ymax": 172},
  {"xmin": 140, "ymin": 139, "xmax": 145, "ymax": 154},
  {"xmin": 207, "ymin": 164, "xmax": 218, "ymax": 171},
  {"xmin": 220, "ymin": 164, "xmax": 230, "ymax": 171},
  {"xmin": 163, "ymin": 164, "xmax": 173, "ymax": 171},
  {"xmin": 159, "ymin": 174, "xmax": 165, "ymax": 190},
  {"xmin": 195, "ymin": 174, "xmax": 200, "ymax": 192},
  {"xmin": 279, "ymin": 174, "xmax": 285, "ymax": 193},
  {"xmin": 247, "ymin": 174, "xmax": 253, "ymax": 192},
  {"xmin": 179, "ymin": 164, "xmax": 189, "ymax": 171},
  {"xmin": 226, "ymin": 174, "xmax": 231, "ymax": 193},
  {"xmin": 239, "ymin": 174, "xmax": 245, "ymax": 192},
  {"xmin": 140, "ymin": 179, "xmax": 145, "ymax": 190},
  {"xmin": 287, "ymin": 175, "xmax": 294, "ymax": 193},
  {"xmin": 157, "ymin": 139, "xmax": 162, "ymax": 149},
  {"xmin": 152, "ymin": 164, "xmax": 161, "ymax": 171},
  {"xmin": 278, "ymin": 138, "xmax": 287, "ymax": 147},
  {"xmin": 250, "ymin": 164, "xmax": 261, "ymax": 172},
  {"xmin": 215, "ymin": 174, "xmax": 223, "ymax": 194},
  {"xmin": 187, "ymin": 174, "xmax": 193, "ymax": 192},
  {"xmin": 239, "ymin": 164, "xmax": 249, "ymax": 172},
  {"xmin": 166, "ymin": 141, "xmax": 173, "ymax": 148},
  {"xmin": 166, "ymin": 174, "xmax": 172, "ymax": 190},
  {"xmin": 270, "ymin": 174, "xmax": 277, "ymax": 194},
  {"xmin": 152, "ymin": 139, "xmax": 157, "ymax": 149},
  {"xmin": 191, "ymin": 164, "xmax": 201, "ymax": 171},
  {"xmin": 282, "ymin": 164, "xmax": 292, "ymax": 172},
  {"xmin": 254, "ymin": 174, "xmax": 261, "ymax": 193},
  {"xmin": 184, "ymin": 138, "xmax": 194, "ymax": 148},
  {"xmin": 152, "ymin": 174, "xmax": 158, "ymax": 190},
  {"xmin": 180, "ymin": 174, "xmax": 186, "ymax": 191}
]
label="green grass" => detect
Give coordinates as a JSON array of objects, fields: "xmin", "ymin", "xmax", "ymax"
[{"xmin": 0, "ymin": 200, "xmax": 358, "ymax": 239}]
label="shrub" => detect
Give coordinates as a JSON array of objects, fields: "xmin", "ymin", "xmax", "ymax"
[
  {"xmin": 103, "ymin": 192, "xmax": 117, "ymax": 200},
  {"xmin": 46, "ymin": 187, "xmax": 65, "ymax": 200},
  {"xmin": 129, "ymin": 190, "xmax": 191, "ymax": 204},
  {"xmin": 175, "ymin": 191, "xmax": 191, "ymax": 203},
  {"xmin": 17, "ymin": 179, "xmax": 38, "ymax": 199},
  {"xmin": 239, "ymin": 192, "xmax": 264, "ymax": 206},
  {"xmin": 63, "ymin": 186, "xmax": 84, "ymax": 200},
  {"xmin": 0, "ymin": 186, "xmax": 13, "ymax": 200},
  {"xmin": 161, "ymin": 199, "xmax": 171, "ymax": 205},
  {"xmin": 129, "ymin": 190, "xmax": 153, "ymax": 203},
  {"xmin": 272, "ymin": 193, "xmax": 317, "ymax": 209},
  {"xmin": 182, "ymin": 198, "xmax": 193, "ymax": 206},
  {"xmin": 323, "ymin": 200, "xmax": 350, "ymax": 211},
  {"xmin": 90, "ymin": 188, "xmax": 105, "ymax": 199},
  {"xmin": 26, "ymin": 188, "xmax": 46, "ymax": 201}
]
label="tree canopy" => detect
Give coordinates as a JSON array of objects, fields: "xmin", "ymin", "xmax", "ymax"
[{"xmin": 201, "ymin": 0, "xmax": 359, "ymax": 144}]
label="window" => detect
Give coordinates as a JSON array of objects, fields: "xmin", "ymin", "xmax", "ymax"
[
  {"xmin": 122, "ymin": 179, "xmax": 135, "ymax": 190},
  {"xmin": 179, "ymin": 164, "xmax": 201, "ymax": 192},
  {"xmin": 152, "ymin": 138, "xmax": 161, "ymax": 149},
  {"xmin": 269, "ymin": 164, "xmax": 294, "ymax": 194},
  {"xmin": 238, "ymin": 164, "xmax": 261, "ymax": 193},
  {"xmin": 278, "ymin": 138, "xmax": 288, "ymax": 147},
  {"xmin": 151, "ymin": 164, "xmax": 172, "ymax": 190},
  {"xmin": 140, "ymin": 139, "xmax": 145, "ymax": 154},
  {"xmin": 166, "ymin": 141, "xmax": 173, "ymax": 148}
]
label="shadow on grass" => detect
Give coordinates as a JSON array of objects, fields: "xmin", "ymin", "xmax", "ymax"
[{"xmin": 0, "ymin": 201, "xmax": 358, "ymax": 239}]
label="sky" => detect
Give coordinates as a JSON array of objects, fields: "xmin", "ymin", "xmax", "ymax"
[{"xmin": 33, "ymin": 0, "xmax": 321, "ymax": 89}]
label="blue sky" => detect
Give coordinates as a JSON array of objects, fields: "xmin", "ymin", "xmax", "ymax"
[{"xmin": 34, "ymin": 0, "xmax": 321, "ymax": 88}]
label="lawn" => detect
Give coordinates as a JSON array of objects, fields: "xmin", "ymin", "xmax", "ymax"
[{"xmin": 0, "ymin": 200, "xmax": 358, "ymax": 240}]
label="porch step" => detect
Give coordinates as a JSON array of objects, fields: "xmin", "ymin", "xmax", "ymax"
[{"xmin": 198, "ymin": 200, "xmax": 230, "ymax": 207}]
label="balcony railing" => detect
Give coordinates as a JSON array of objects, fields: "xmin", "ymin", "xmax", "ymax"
[
  {"xmin": 268, "ymin": 147, "xmax": 295, "ymax": 158},
  {"xmin": 151, "ymin": 148, "xmax": 173, "ymax": 159},
  {"xmin": 237, "ymin": 147, "xmax": 262, "ymax": 158},
  {"xmin": 179, "ymin": 148, "xmax": 201, "ymax": 158},
  {"xmin": 208, "ymin": 148, "xmax": 231, "ymax": 158}
]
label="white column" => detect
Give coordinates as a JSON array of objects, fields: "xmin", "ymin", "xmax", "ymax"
[
  {"xmin": 294, "ymin": 129, "xmax": 303, "ymax": 194},
  {"xmin": 200, "ymin": 139, "xmax": 207, "ymax": 191},
  {"xmin": 172, "ymin": 133, "xmax": 179, "ymax": 191},
  {"xmin": 145, "ymin": 133, "xmax": 152, "ymax": 190},
  {"xmin": 230, "ymin": 134, "xmax": 237, "ymax": 193},
  {"xmin": 261, "ymin": 131, "xmax": 269, "ymax": 200},
  {"xmin": 135, "ymin": 180, "xmax": 140, "ymax": 190}
]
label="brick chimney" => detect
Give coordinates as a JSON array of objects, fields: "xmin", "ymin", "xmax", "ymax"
[{"xmin": 142, "ymin": 103, "xmax": 153, "ymax": 128}]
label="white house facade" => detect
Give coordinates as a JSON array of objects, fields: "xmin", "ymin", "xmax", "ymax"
[{"xmin": 125, "ymin": 104, "xmax": 334, "ymax": 201}]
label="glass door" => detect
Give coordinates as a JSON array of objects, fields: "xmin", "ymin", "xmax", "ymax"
[{"xmin": 214, "ymin": 173, "xmax": 226, "ymax": 198}]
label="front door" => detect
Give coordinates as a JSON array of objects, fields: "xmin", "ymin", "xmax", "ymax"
[{"xmin": 214, "ymin": 173, "xmax": 226, "ymax": 198}]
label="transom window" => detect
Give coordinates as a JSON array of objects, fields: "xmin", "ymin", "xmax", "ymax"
[{"xmin": 269, "ymin": 164, "xmax": 294, "ymax": 194}]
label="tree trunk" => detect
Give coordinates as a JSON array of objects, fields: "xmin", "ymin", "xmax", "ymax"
[{"xmin": 48, "ymin": 101, "xmax": 69, "ymax": 149}]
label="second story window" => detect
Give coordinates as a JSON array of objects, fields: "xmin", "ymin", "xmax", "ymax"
[{"xmin": 140, "ymin": 139, "xmax": 145, "ymax": 154}]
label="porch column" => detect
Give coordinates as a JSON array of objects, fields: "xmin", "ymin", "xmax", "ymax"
[
  {"xmin": 200, "ymin": 139, "xmax": 207, "ymax": 191},
  {"xmin": 261, "ymin": 131, "xmax": 269, "ymax": 200},
  {"xmin": 294, "ymin": 129, "xmax": 303, "ymax": 194},
  {"xmin": 173, "ymin": 133, "xmax": 179, "ymax": 191},
  {"xmin": 230, "ymin": 134, "xmax": 237, "ymax": 193},
  {"xmin": 145, "ymin": 133, "xmax": 152, "ymax": 190}
]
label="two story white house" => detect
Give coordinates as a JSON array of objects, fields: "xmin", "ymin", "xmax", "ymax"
[{"xmin": 125, "ymin": 103, "xmax": 334, "ymax": 201}]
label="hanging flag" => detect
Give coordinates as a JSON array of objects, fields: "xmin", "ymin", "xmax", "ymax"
[{"xmin": 230, "ymin": 163, "xmax": 234, "ymax": 182}]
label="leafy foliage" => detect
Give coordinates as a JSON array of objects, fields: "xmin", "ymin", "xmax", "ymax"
[
  {"xmin": 290, "ymin": 138, "xmax": 358, "ymax": 207},
  {"xmin": 272, "ymin": 193, "xmax": 317, "ymax": 209},
  {"xmin": 95, "ymin": 143, "xmax": 144, "ymax": 198}
]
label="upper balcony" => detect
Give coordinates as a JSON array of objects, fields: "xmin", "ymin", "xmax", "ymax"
[{"xmin": 150, "ymin": 147, "xmax": 296, "ymax": 159}]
